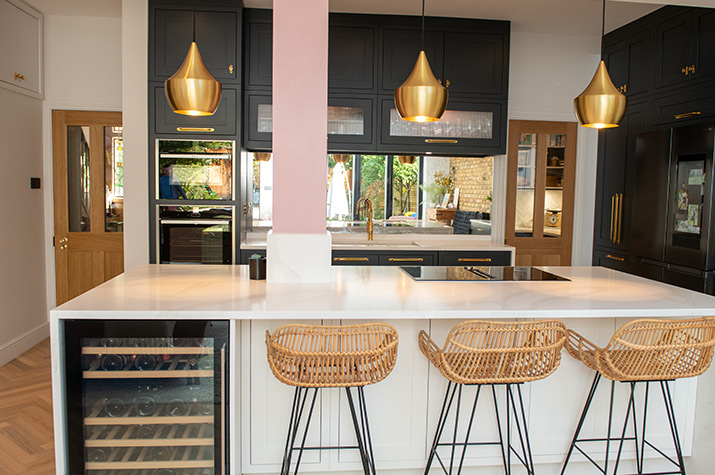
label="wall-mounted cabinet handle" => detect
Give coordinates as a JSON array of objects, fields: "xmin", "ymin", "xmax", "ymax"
[
  {"xmin": 14, "ymin": 72, "xmax": 24, "ymax": 81},
  {"xmin": 176, "ymin": 127, "xmax": 215, "ymax": 132},
  {"xmin": 425, "ymin": 139, "xmax": 458, "ymax": 144},
  {"xmin": 333, "ymin": 257, "xmax": 369, "ymax": 262},
  {"xmin": 388, "ymin": 257, "xmax": 424, "ymax": 262},
  {"xmin": 616, "ymin": 193, "xmax": 623, "ymax": 245},
  {"xmin": 674, "ymin": 111, "xmax": 701, "ymax": 120},
  {"xmin": 606, "ymin": 254, "xmax": 625, "ymax": 262},
  {"xmin": 229, "ymin": 65, "xmax": 234, "ymax": 74},
  {"xmin": 610, "ymin": 194, "xmax": 615, "ymax": 242},
  {"xmin": 458, "ymin": 257, "xmax": 491, "ymax": 262}
]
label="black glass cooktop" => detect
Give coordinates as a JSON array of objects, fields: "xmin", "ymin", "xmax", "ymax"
[{"xmin": 400, "ymin": 266, "xmax": 570, "ymax": 282}]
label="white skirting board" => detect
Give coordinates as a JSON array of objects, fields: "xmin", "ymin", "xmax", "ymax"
[{"xmin": 0, "ymin": 322, "xmax": 49, "ymax": 368}]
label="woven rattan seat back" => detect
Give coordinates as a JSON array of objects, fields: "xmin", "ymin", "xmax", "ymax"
[
  {"xmin": 567, "ymin": 317, "xmax": 715, "ymax": 381},
  {"xmin": 419, "ymin": 320, "xmax": 567, "ymax": 384},
  {"xmin": 266, "ymin": 323, "xmax": 399, "ymax": 388}
]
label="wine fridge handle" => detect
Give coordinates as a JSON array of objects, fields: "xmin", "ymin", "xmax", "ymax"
[{"xmin": 221, "ymin": 345, "xmax": 226, "ymax": 475}]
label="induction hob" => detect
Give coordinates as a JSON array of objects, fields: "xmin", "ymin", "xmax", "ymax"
[{"xmin": 400, "ymin": 266, "xmax": 570, "ymax": 282}]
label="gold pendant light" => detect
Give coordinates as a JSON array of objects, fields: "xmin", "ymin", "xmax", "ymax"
[
  {"xmin": 573, "ymin": 0, "xmax": 626, "ymax": 128},
  {"xmin": 394, "ymin": 0, "xmax": 448, "ymax": 122},
  {"xmin": 253, "ymin": 153, "xmax": 272, "ymax": 162},
  {"xmin": 165, "ymin": 6, "xmax": 222, "ymax": 116},
  {"xmin": 397, "ymin": 155, "xmax": 417, "ymax": 164}
]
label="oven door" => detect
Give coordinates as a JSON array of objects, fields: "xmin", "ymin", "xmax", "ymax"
[{"xmin": 159, "ymin": 218, "xmax": 233, "ymax": 264}]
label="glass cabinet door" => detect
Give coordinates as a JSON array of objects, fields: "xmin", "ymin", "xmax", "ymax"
[{"xmin": 64, "ymin": 320, "xmax": 229, "ymax": 475}]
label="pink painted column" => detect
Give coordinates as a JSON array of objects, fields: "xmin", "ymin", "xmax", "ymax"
[
  {"xmin": 272, "ymin": 0, "xmax": 328, "ymax": 234},
  {"xmin": 267, "ymin": 0, "xmax": 331, "ymax": 282}
]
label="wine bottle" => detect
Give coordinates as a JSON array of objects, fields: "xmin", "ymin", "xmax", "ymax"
[
  {"xmin": 134, "ymin": 396, "xmax": 156, "ymax": 417},
  {"xmin": 100, "ymin": 354, "xmax": 127, "ymax": 371},
  {"xmin": 167, "ymin": 398, "xmax": 187, "ymax": 417},
  {"xmin": 148, "ymin": 445, "xmax": 172, "ymax": 461},
  {"xmin": 136, "ymin": 424, "xmax": 154, "ymax": 439},
  {"xmin": 134, "ymin": 354, "xmax": 157, "ymax": 371},
  {"xmin": 86, "ymin": 447, "xmax": 108, "ymax": 462},
  {"xmin": 104, "ymin": 398, "xmax": 126, "ymax": 418}
]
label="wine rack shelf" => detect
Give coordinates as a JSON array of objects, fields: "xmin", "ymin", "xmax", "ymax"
[
  {"xmin": 84, "ymin": 354, "xmax": 213, "ymax": 379},
  {"xmin": 83, "ymin": 346, "xmax": 213, "ymax": 355},
  {"xmin": 85, "ymin": 443, "xmax": 213, "ymax": 469},
  {"xmin": 84, "ymin": 398, "xmax": 214, "ymax": 425},
  {"xmin": 86, "ymin": 423, "xmax": 214, "ymax": 448}
]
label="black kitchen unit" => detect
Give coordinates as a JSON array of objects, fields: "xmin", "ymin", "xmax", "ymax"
[
  {"xmin": 62, "ymin": 319, "xmax": 229, "ymax": 475},
  {"xmin": 592, "ymin": 4, "xmax": 715, "ymax": 295}
]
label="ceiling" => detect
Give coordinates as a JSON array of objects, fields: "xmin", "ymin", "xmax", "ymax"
[{"xmin": 18, "ymin": 0, "xmax": 713, "ymax": 35}]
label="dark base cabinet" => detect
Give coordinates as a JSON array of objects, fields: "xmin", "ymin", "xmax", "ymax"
[
  {"xmin": 665, "ymin": 267, "xmax": 715, "ymax": 294},
  {"xmin": 63, "ymin": 320, "xmax": 229, "ymax": 475},
  {"xmin": 438, "ymin": 250, "xmax": 511, "ymax": 267}
]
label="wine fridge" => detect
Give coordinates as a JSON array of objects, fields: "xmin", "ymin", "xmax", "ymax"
[{"xmin": 63, "ymin": 320, "xmax": 229, "ymax": 475}]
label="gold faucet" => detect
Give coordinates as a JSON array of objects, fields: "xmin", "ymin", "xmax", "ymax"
[{"xmin": 356, "ymin": 197, "xmax": 374, "ymax": 241}]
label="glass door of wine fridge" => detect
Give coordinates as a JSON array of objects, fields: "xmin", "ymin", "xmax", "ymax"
[{"xmin": 63, "ymin": 320, "xmax": 229, "ymax": 475}]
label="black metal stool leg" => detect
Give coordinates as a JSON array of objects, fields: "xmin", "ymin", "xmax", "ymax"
[
  {"xmin": 346, "ymin": 386, "xmax": 371, "ymax": 475},
  {"xmin": 456, "ymin": 385, "xmax": 482, "ymax": 475},
  {"xmin": 513, "ymin": 384, "xmax": 535, "ymax": 474},
  {"xmin": 612, "ymin": 382, "xmax": 638, "ymax": 475},
  {"xmin": 357, "ymin": 386, "xmax": 377, "ymax": 475},
  {"xmin": 291, "ymin": 387, "xmax": 319, "ymax": 475},
  {"xmin": 561, "ymin": 373, "xmax": 601, "ymax": 474},
  {"xmin": 449, "ymin": 384, "xmax": 464, "ymax": 474},
  {"xmin": 660, "ymin": 381, "xmax": 686, "ymax": 475},
  {"xmin": 425, "ymin": 381, "xmax": 458, "ymax": 474},
  {"xmin": 493, "ymin": 385, "xmax": 508, "ymax": 474}
]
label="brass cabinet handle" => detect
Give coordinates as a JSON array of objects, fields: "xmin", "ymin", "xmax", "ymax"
[
  {"xmin": 229, "ymin": 64, "xmax": 234, "ymax": 74},
  {"xmin": 425, "ymin": 139, "xmax": 458, "ymax": 144},
  {"xmin": 176, "ymin": 127, "xmax": 215, "ymax": 132},
  {"xmin": 458, "ymin": 257, "xmax": 492, "ymax": 262},
  {"xmin": 610, "ymin": 195, "xmax": 615, "ymax": 242},
  {"xmin": 681, "ymin": 65, "xmax": 696, "ymax": 76},
  {"xmin": 674, "ymin": 111, "xmax": 701, "ymax": 120},
  {"xmin": 14, "ymin": 72, "xmax": 24, "ymax": 81},
  {"xmin": 606, "ymin": 254, "xmax": 625, "ymax": 262},
  {"xmin": 333, "ymin": 257, "xmax": 370, "ymax": 262},
  {"xmin": 616, "ymin": 193, "xmax": 623, "ymax": 245},
  {"xmin": 388, "ymin": 257, "xmax": 424, "ymax": 262}
]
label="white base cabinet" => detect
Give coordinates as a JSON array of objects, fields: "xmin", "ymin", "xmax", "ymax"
[
  {"xmin": 0, "ymin": 0, "xmax": 41, "ymax": 96},
  {"xmin": 241, "ymin": 318, "xmax": 697, "ymax": 474}
]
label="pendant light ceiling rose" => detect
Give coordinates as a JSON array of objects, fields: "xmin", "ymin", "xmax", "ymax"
[
  {"xmin": 573, "ymin": 0, "xmax": 626, "ymax": 128},
  {"xmin": 165, "ymin": 5, "xmax": 222, "ymax": 116},
  {"xmin": 394, "ymin": 0, "xmax": 448, "ymax": 123}
]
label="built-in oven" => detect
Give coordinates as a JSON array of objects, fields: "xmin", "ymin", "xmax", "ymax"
[{"xmin": 158, "ymin": 205, "xmax": 234, "ymax": 264}]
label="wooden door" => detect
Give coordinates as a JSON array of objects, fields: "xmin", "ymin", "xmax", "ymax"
[
  {"xmin": 505, "ymin": 120, "xmax": 577, "ymax": 266},
  {"xmin": 52, "ymin": 110, "xmax": 124, "ymax": 305}
]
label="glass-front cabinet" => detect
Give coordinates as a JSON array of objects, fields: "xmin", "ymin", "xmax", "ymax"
[
  {"xmin": 505, "ymin": 120, "xmax": 577, "ymax": 266},
  {"xmin": 63, "ymin": 320, "xmax": 229, "ymax": 475}
]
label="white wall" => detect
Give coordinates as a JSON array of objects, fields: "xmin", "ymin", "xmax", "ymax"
[
  {"xmin": 508, "ymin": 30, "xmax": 601, "ymax": 265},
  {"xmin": 0, "ymin": 87, "xmax": 48, "ymax": 366}
]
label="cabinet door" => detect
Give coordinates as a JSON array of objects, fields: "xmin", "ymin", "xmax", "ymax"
[
  {"xmin": 153, "ymin": 84, "xmax": 238, "ymax": 136},
  {"xmin": 438, "ymin": 251, "xmax": 511, "ymax": 266},
  {"xmin": 245, "ymin": 16, "xmax": 273, "ymax": 88},
  {"xmin": 693, "ymin": 9, "xmax": 715, "ymax": 82},
  {"xmin": 654, "ymin": 11, "xmax": 693, "ymax": 90},
  {"xmin": 442, "ymin": 31, "xmax": 506, "ymax": 96},
  {"xmin": 244, "ymin": 92, "xmax": 272, "ymax": 150},
  {"xmin": 380, "ymin": 28, "xmax": 443, "ymax": 93},
  {"xmin": 379, "ymin": 97, "xmax": 505, "ymax": 156},
  {"xmin": 649, "ymin": 79, "xmax": 715, "ymax": 126},
  {"xmin": 328, "ymin": 24, "xmax": 376, "ymax": 92},
  {"xmin": 592, "ymin": 101, "xmax": 647, "ymax": 251},
  {"xmin": 13, "ymin": 6, "xmax": 40, "ymax": 93},
  {"xmin": 0, "ymin": 0, "xmax": 17, "ymax": 86},
  {"xmin": 152, "ymin": 9, "xmax": 240, "ymax": 83},
  {"xmin": 604, "ymin": 28, "xmax": 650, "ymax": 98},
  {"xmin": 327, "ymin": 96, "xmax": 375, "ymax": 150},
  {"xmin": 592, "ymin": 248, "xmax": 630, "ymax": 273}
]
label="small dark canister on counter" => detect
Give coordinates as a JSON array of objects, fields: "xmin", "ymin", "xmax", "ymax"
[{"xmin": 249, "ymin": 254, "xmax": 266, "ymax": 280}]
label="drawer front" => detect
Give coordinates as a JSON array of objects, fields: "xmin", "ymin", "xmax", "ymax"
[
  {"xmin": 438, "ymin": 251, "xmax": 511, "ymax": 266},
  {"xmin": 153, "ymin": 84, "xmax": 238, "ymax": 135},
  {"xmin": 649, "ymin": 80, "xmax": 715, "ymax": 126},
  {"xmin": 593, "ymin": 248, "xmax": 630, "ymax": 273},
  {"xmin": 331, "ymin": 252, "xmax": 379, "ymax": 266},
  {"xmin": 378, "ymin": 253, "xmax": 436, "ymax": 266}
]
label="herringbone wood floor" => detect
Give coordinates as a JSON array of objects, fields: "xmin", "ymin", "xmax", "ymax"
[{"xmin": 0, "ymin": 339, "xmax": 55, "ymax": 474}]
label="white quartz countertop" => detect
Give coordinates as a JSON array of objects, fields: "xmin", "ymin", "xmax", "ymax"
[
  {"xmin": 242, "ymin": 234, "xmax": 515, "ymax": 251},
  {"xmin": 51, "ymin": 264, "xmax": 715, "ymax": 320}
]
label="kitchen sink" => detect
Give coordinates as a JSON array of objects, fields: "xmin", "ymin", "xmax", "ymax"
[{"xmin": 331, "ymin": 241, "xmax": 422, "ymax": 248}]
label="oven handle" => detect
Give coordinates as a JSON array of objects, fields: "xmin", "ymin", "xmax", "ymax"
[{"xmin": 160, "ymin": 219, "xmax": 231, "ymax": 225}]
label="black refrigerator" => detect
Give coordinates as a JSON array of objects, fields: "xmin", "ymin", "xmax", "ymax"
[
  {"xmin": 631, "ymin": 122, "xmax": 715, "ymax": 294},
  {"xmin": 63, "ymin": 320, "xmax": 229, "ymax": 475}
]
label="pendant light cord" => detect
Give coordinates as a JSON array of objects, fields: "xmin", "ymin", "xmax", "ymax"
[
  {"xmin": 192, "ymin": 0, "xmax": 196, "ymax": 43},
  {"xmin": 421, "ymin": 0, "xmax": 425, "ymax": 51},
  {"xmin": 600, "ymin": 0, "xmax": 605, "ymax": 59}
]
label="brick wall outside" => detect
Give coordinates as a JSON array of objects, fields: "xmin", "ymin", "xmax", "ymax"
[{"xmin": 450, "ymin": 157, "xmax": 493, "ymax": 213}]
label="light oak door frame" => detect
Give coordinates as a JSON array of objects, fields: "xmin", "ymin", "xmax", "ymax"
[
  {"xmin": 52, "ymin": 110, "xmax": 123, "ymax": 305},
  {"xmin": 505, "ymin": 120, "xmax": 578, "ymax": 266}
]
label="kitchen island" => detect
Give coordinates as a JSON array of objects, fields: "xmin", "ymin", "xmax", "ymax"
[{"xmin": 50, "ymin": 265, "xmax": 715, "ymax": 474}]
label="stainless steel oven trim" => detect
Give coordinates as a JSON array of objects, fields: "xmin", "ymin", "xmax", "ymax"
[{"xmin": 159, "ymin": 219, "xmax": 231, "ymax": 225}]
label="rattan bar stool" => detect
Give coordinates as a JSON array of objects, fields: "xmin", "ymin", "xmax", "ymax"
[
  {"xmin": 561, "ymin": 317, "xmax": 715, "ymax": 475},
  {"xmin": 266, "ymin": 323, "xmax": 399, "ymax": 475},
  {"xmin": 419, "ymin": 320, "xmax": 567, "ymax": 475}
]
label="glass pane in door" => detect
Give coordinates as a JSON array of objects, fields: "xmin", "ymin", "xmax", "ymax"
[
  {"xmin": 389, "ymin": 109, "xmax": 493, "ymax": 138},
  {"xmin": 391, "ymin": 156, "xmax": 419, "ymax": 218},
  {"xmin": 104, "ymin": 127, "xmax": 123, "ymax": 232},
  {"xmin": 67, "ymin": 126, "xmax": 91, "ymax": 232},
  {"xmin": 515, "ymin": 133, "xmax": 536, "ymax": 237},
  {"xmin": 327, "ymin": 106, "xmax": 364, "ymax": 135},
  {"xmin": 544, "ymin": 134, "xmax": 566, "ymax": 237}
]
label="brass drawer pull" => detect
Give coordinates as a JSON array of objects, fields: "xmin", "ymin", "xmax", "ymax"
[
  {"xmin": 425, "ymin": 139, "xmax": 458, "ymax": 144},
  {"xmin": 176, "ymin": 127, "xmax": 215, "ymax": 132},
  {"xmin": 616, "ymin": 193, "xmax": 623, "ymax": 244},
  {"xmin": 674, "ymin": 111, "xmax": 701, "ymax": 120},
  {"xmin": 606, "ymin": 254, "xmax": 625, "ymax": 262},
  {"xmin": 610, "ymin": 195, "xmax": 615, "ymax": 242},
  {"xmin": 388, "ymin": 257, "xmax": 424, "ymax": 262},
  {"xmin": 458, "ymin": 257, "xmax": 492, "ymax": 263},
  {"xmin": 333, "ymin": 257, "xmax": 370, "ymax": 262}
]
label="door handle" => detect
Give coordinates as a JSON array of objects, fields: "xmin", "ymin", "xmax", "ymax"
[
  {"xmin": 388, "ymin": 257, "xmax": 424, "ymax": 262},
  {"xmin": 220, "ymin": 346, "xmax": 226, "ymax": 475},
  {"xmin": 425, "ymin": 139, "xmax": 458, "ymax": 144},
  {"xmin": 606, "ymin": 254, "xmax": 625, "ymax": 262},
  {"xmin": 333, "ymin": 257, "xmax": 369, "ymax": 262},
  {"xmin": 458, "ymin": 257, "xmax": 491, "ymax": 263},
  {"xmin": 674, "ymin": 111, "xmax": 701, "ymax": 120},
  {"xmin": 610, "ymin": 195, "xmax": 615, "ymax": 242},
  {"xmin": 616, "ymin": 193, "xmax": 623, "ymax": 244}
]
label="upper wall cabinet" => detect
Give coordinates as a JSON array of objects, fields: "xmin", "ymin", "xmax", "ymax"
[
  {"xmin": 244, "ymin": 10, "xmax": 272, "ymax": 89},
  {"xmin": 328, "ymin": 21, "xmax": 377, "ymax": 92},
  {"xmin": 603, "ymin": 26, "xmax": 651, "ymax": 98},
  {"xmin": 0, "ymin": 0, "xmax": 42, "ymax": 96},
  {"xmin": 150, "ymin": 4, "xmax": 242, "ymax": 84},
  {"xmin": 380, "ymin": 23, "xmax": 509, "ymax": 97},
  {"xmin": 654, "ymin": 7, "xmax": 715, "ymax": 91}
]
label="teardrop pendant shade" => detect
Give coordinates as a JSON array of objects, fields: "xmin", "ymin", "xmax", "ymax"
[
  {"xmin": 573, "ymin": 60, "xmax": 627, "ymax": 129},
  {"xmin": 165, "ymin": 42, "xmax": 222, "ymax": 116},
  {"xmin": 394, "ymin": 51, "xmax": 448, "ymax": 122}
]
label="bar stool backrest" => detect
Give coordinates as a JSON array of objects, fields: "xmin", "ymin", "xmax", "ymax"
[
  {"xmin": 437, "ymin": 320, "xmax": 567, "ymax": 384},
  {"xmin": 266, "ymin": 323, "xmax": 399, "ymax": 388},
  {"xmin": 603, "ymin": 317, "xmax": 715, "ymax": 381}
]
